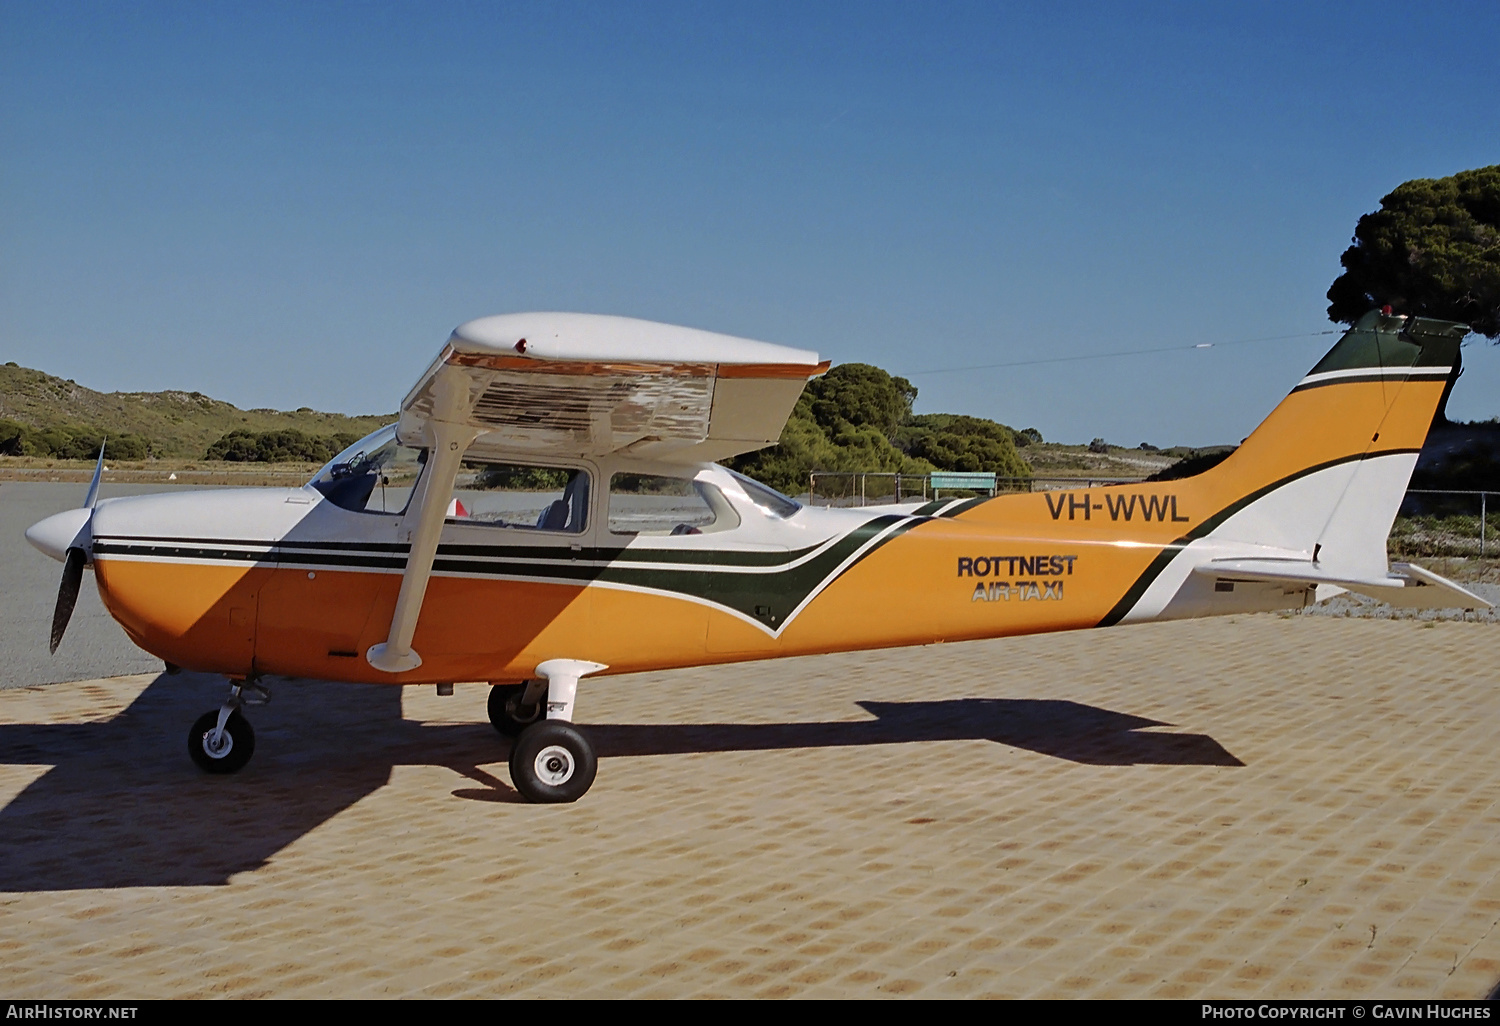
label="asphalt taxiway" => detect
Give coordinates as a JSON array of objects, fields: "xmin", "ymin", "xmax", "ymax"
[{"xmin": 2, "ymin": 482, "xmax": 189, "ymax": 689}]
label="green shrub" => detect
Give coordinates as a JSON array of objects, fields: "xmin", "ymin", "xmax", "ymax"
[
  {"xmin": 472, "ymin": 464, "xmax": 572, "ymax": 490},
  {"xmin": 1146, "ymin": 448, "xmax": 1237, "ymax": 482},
  {"xmin": 205, "ymin": 429, "xmax": 361, "ymax": 463},
  {"xmin": 724, "ymin": 364, "xmax": 1030, "ymax": 493},
  {"xmin": 0, "ymin": 418, "xmax": 152, "ymax": 459}
]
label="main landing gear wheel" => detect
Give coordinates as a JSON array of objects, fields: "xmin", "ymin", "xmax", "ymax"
[
  {"xmin": 509, "ymin": 721, "xmax": 597, "ymax": 804},
  {"xmin": 488, "ymin": 682, "xmax": 546, "ymax": 738},
  {"xmin": 188, "ymin": 709, "xmax": 255, "ymax": 774}
]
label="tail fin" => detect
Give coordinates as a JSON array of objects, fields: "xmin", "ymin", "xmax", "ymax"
[
  {"xmin": 1181, "ymin": 310, "xmax": 1466, "ymax": 577},
  {"xmin": 946, "ymin": 310, "xmax": 1478, "ymax": 621}
]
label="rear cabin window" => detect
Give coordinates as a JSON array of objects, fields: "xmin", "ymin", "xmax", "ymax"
[
  {"xmin": 730, "ymin": 470, "xmax": 802, "ymax": 519},
  {"xmin": 449, "ymin": 461, "xmax": 590, "ymax": 534},
  {"xmin": 608, "ymin": 474, "xmax": 740, "ymax": 536}
]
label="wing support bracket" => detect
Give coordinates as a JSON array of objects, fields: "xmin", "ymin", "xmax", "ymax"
[{"xmin": 535, "ymin": 659, "xmax": 609, "ymax": 722}]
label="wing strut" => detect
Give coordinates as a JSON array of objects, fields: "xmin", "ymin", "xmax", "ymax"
[{"xmin": 368, "ymin": 370, "xmax": 479, "ymax": 674}]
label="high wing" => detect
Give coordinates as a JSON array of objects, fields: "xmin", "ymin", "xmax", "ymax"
[
  {"xmin": 369, "ymin": 313, "xmax": 828, "ymax": 674},
  {"xmin": 397, "ymin": 312, "xmax": 829, "ymax": 463}
]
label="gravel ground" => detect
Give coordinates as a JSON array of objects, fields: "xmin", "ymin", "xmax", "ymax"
[{"xmin": 1303, "ymin": 583, "xmax": 1500, "ymax": 623}]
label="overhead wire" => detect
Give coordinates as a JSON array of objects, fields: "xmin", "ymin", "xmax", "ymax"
[{"xmin": 901, "ymin": 329, "xmax": 1342, "ymax": 377}]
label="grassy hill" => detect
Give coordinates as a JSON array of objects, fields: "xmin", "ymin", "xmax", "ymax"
[
  {"xmin": 1, "ymin": 358, "xmax": 1243, "ymax": 485},
  {"xmin": 1021, "ymin": 441, "xmax": 1184, "ymax": 480},
  {"xmin": 0, "ymin": 362, "xmax": 393, "ymax": 459}
]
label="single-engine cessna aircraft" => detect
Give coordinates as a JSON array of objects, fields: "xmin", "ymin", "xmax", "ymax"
[{"xmin": 25, "ymin": 310, "xmax": 1492, "ymax": 802}]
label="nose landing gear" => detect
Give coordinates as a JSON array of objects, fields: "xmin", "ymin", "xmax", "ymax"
[
  {"xmin": 188, "ymin": 679, "xmax": 268, "ymax": 774},
  {"xmin": 188, "ymin": 708, "xmax": 255, "ymax": 773}
]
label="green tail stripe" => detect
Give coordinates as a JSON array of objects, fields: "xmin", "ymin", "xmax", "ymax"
[
  {"xmin": 1093, "ymin": 447, "xmax": 1421, "ymax": 628},
  {"xmin": 596, "ymin": 513, "xmax": 922, "ymax": 626},
  {"xmin": 943, "ymin": 496, "xmax": 991, "ymax": 517},
  {"xmin": 435, "ymin": 514, "xmax": 930, "ymax": 629},
  {"xmin": 437, "ymin": 541, "xmax": 823, "ymax": 568},
  {"xmin": 1307, "ymin": 311, "xmax": 1466, "ymax": 375},
  {"xmin": 1095, "ymin": 541, "xmax": 1188, "ymax": 629}
]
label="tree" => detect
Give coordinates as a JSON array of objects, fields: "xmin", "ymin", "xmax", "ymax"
[
  {"xmin": 725, "ymin": 364, "xmax": 931, "ymax": 492},
  {"xmin": 1327, "ymin": 165, "xmax": 1500, "ymax": 338},
  {"xmin": 805, "ymin": 362, "xmax": 918, "ymax": 437},
  {"xmin": 895, "ymin": 414, "xmax": 1030, "ymax": 478},
  {"xmin": 725, "ymin": 362, "xmax": 1031, "ymax": 493}
]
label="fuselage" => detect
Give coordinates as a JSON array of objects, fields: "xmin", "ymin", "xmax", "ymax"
[{"xmin": 79, "ymin": 459, "xmax": 1314, "ymax": 686}]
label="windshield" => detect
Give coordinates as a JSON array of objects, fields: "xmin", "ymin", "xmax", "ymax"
[
  {"xmin": 308, "ymin": 425, "xmax": 427, "ymax": 514},
  {"xmin": 728, "ymin": 469, "xmax": 801, "ymax": 519}
]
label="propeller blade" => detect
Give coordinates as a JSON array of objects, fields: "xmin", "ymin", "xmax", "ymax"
[
  {"xmin": 49, "ymin": 547, "xmax": 86, "ymax": 655},
  {"xmin": 47, "ymin": 443, "xmax": 102, "ymax": 654},
  {"xmin": 82, "ymin": 440, "xmax": 106, "ymax": 510}
]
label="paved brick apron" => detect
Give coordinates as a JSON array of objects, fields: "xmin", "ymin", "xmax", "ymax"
[{"xmin": 1, "ymin": 615, "xmax": 1497, "ymax": 998}]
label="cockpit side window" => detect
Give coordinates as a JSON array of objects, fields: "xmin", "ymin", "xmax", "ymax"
[
  {"xmin": 309, "ymin": 426, "xmax": 426, "ymax": 515},
  {"xmin": 449, "ymin": 460, "xmax": 590, "ymax": 534}
]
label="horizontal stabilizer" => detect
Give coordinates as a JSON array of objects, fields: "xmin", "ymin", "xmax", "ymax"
[
  {"xmin": 1385, "ymin": 562, "xmax": 1494, "ymax": 610},
  {"xmin": 1194, "ymin": 559, "xmax": 1492, "ymax": 611}
]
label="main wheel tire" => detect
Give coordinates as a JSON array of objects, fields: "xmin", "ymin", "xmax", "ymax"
[
  {"xmin": 188, "ymin": 709, "xmax": 255, "ymax": 774},
  {"xmin": 509, "ymin": 721, "xmax": 597, "ymax": 804},
  {"xmin": 487, "ymin": 683, "xmax": 547, "ymax": 738}
]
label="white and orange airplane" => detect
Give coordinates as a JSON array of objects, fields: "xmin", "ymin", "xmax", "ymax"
[{"xmin": 25, "ymin": 310, "xmax": 1490, "ymax": 802}]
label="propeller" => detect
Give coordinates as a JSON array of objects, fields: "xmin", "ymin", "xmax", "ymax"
[
  {"xmin": 49, "ymin": 548, "xmax": 86, "ymax": 654},
  {"xmin": 47, "ymin": 441, "xmax": 105, "ymax": 654}
]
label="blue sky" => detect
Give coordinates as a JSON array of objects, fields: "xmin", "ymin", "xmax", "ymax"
[{"xmin": 3, "ymin": 1, "xmax": 1497, "ymax": 445}]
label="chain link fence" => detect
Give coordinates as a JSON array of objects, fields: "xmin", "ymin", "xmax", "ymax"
[
  {"xmin": 1390, "ymin": 490, "xmax": 1494, "ymax": 558},
  {"xmin": 1388, "ymin": 490, "xmax": 1498, "ymax": 587}
]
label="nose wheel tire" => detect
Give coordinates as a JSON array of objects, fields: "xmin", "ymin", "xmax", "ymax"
[
  {"xmin": 488, "ymin": 683, "xmax": 546, "ymax": 738},
  {"xmin": 188, "ymin": 709, "xmax": 255, "ymax": 774},
  {"xmin": 509, "ymin": 721, "xmax": 597, "ymax": 804}
]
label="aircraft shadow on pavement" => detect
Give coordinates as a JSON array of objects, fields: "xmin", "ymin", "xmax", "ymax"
[
  {"xmin": 587, "ymin": 698, "xmax": 1244, "ymax": 768},
  {"xmin": 0, "ymin": 675, "xmax": 1239, "ymax": 892}
]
